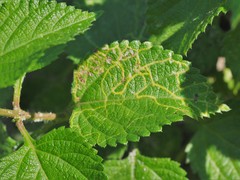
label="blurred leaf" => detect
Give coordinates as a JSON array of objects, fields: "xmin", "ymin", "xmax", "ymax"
[
  {"xmin": 186, "ymin": 101, "xmax": 240, "ymax": 180},
  {"xmin": 104, "ymin": 149, "xmax": 187, "ymax": 180},
  {"xmin": 66, "ymin": 0, "xmax": 148, "ymax": 62},
  {"xmin": 187, "ymin": 21, "xmax": 225, "ymax": 74},
  {"xmin": 225, "ymin": 0, "xmax": 240, "ymax": 29},
  {"xmin": 147, "ymin": 0, "xmax": 226, "ymax": 55},
  {"xmin": 0, "ymin": 123, "xmax": 17, "ymax": 158},
  {"xmin": 222, "ymin": 24, "xmax": 240, "ymax": 81}
]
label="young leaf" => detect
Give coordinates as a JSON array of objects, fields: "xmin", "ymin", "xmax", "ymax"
[
  {"xmin": 70, "ymin": 40, "xmax": 228, "ymax": 147},
  {"xmin": 147, "ymin": 0, "xmax": 226, "ymax": 55},
  {"xmin": 66, "ymin": 0, "xmax": 148, "ymax": 62},
  {"xmin": 0, "ymin": 123, "xmax": 17, "ymax": 158},
  {"xmin": 0, "ymin": 0, "xmax": 95, "ymax": 88},
  {"xmin": 104, "ymin": 149, "xmax": 187, "ymax": 180},
  {"xmin": 186, "ymin": 102, "xmax": 240, "ymax": 180},
  {"xmin": 0, "ymin": 127, "xmax": 106, "ymax": 179}
]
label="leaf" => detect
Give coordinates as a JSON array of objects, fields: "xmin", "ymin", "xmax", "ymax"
[
  {"xmin": 225, "ymin": 0, "xmax": 240, "ymax": 29},
  {"xmin": 66, "ymin": 0, "xmax": 148, "ymax": 62},
  {"xmin": 147, "ymin": 0, "xmax": 226, "ymax": 55},
  {"xmin": 70, "ymin": 40, "xmax": 228, "ymax": 147},
  {"xmin": 0, "ymin": 127, "xmax": 106, "ymax": 179},
  {"xmin": 104, "ymin": 149, "xmax": 187, "ymax": 180},
  {"xmin": 0, "ymin": 123, "xmax": 17, "ymax": 158},
  {"xmin": 222, "ymin": 24, "xmax": 240, "ymax": 81},
  {"xmin": 0, "ymin": 0, "xmax": 95, "ymax": 88},
  {"xmin": 187, "ymin": 21, "xmax": 225, "ymax": 74},
  {"xmin": 186, "ymin": 101, "xmax": 240, "ymax": 180}
]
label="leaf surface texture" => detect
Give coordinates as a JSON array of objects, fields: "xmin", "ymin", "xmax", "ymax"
[
  {"xmin": 0, "ymin": 0, "xmax": 95, "ymax": 87},
  {"xmin": 71, "ymin": 40, "xmax": 228, "ymax": 147}
]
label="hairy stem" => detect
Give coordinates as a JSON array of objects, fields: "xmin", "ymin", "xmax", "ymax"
[
  {"xmin": 0, "ymin": 108, "xmax": 31, "ymax": 119},
  {"xmin": 13, "ymin": 74, "xmax": 25, "ymax": 110},
  {"xmin": 16, "ymin": 120, "xmax": 34, "ymax": 145}
]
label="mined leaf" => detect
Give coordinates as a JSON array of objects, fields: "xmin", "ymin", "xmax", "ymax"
[
  {"xmin": 66, "ymin": 0, "xmax": 148, "ymax": 62},
  {"xmin": 70, "ymin": 40, "xmax": 227, "ymax": 147},
  {"xmin": 186, "ymin": 102, "xmax": 240, "ymax": 180},
  {"xmin": 0, "ymin": 123, "xmax": 17, "ymax": 158},
  {"xmin": 147, "ymin": 0, "xmax": 226, "ymax": 55},
  {"xmin": 0, "ymin": 127, "xmax": 106, "ymax": 179},
  {"xmin": 0, "ymin": 0, "xmax": 95, "ymax": 88},
  {"xmin": 104, "ymin": 149, "xmax": 187, "ymax": 180}
]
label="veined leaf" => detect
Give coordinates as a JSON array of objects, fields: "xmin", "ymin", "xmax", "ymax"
[
  {"xmin": 0, "ymin": 0, "xmax": 95, "ymax": 88},
  {"xmin": 70, "ymin": 40, "xmax": 228, "ymax": 147},
  {"xmin": 186, "ymin": 101, "xmax": 240, "ymax": 180},
  {"xmin": 147, "ymin": 0, "xmax": 226, "ymax": 55},
  {"xmin": 0, "ymin": 123, "xmax": 17, "ymax": 158},
  {"xmin": 104, "ymin": 149, "xmax": 187, "ymax": 180},
  {"xmin": 67, "ymin": 0, "xmax": 148, "ymax": 62},
  {"xmin": 0, "ymin": 127, "xmax": 106, "ymax": 179}
]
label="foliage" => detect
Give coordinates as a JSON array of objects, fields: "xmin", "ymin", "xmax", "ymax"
[{"xmin": 0, "ymin": 0, "xmax": 239, "ymax": 179}]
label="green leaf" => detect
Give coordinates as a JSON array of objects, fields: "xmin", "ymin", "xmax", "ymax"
[
  {"xmin": 187, "ymin": 21, "xmax": 225, "ymax": 74},
  {"xmin": 186, "ymin": 101, "xmax": 240, "ymax": 180},
  {"xmin": 104, "ymin": 149, "xmax": 187, "ymax": 180},
  {"xmin": 66, "ymin": 0, "xmax": 148, "ymax": 62},
  {"xmin": 222, "ymin": 24, "xmax": 240, "ymax": 81},
  {"xmin": 0, "ymin": 123, "xmax": 17, "ymax": 158},
  {"xmin": 0, "ymin": 0, "xmax": 95, "ymax": 88},
  {"xmin": 0, "ymin": 127, "xmax": 106, "ymax": 179},
  {"xmin": 147, "ymin": 0, "xmax": 226, "ymax": 55},
  {"xmin": 70, "ymin": 40, "xmax": 228, "ymax": 147},
  {"xmin": 225, "ymin": 0, "xmax": 240, "ymax": 29}
]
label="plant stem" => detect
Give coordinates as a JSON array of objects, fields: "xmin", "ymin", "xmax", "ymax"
[
  {"xmin": 32, "ymin": 112, "xmax": 57, "ymax": 121},
  {"xmin": 13, "ymin": 74, "xmax": 25, "ymax": 110},
  {"xmin": 0, "ymin": 108, "xmax": 31, "ymax": 119},
  {"xmin": 16, "ymin": 120, "xmax": 34, "ymax": 145}
]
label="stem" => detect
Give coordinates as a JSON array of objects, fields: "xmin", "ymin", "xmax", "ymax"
[
  {"xmin": 13, "ymin": 74, "xmax": 25, "ymax": 110},
  {"xmin": 16, "ymin": 120, "xmax": 34, "ymax": 145},
  {"xmin": 32, "ymin": 112, "xmax": 56, "ymax": 122},
  {"xmin": 0, "ymin": 108, "xmax": 31, "ymax": 119}
]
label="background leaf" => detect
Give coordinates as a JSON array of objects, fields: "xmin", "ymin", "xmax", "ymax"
[
  {"xmin": 70, "ymin": 40, "xmax": 227, "ymax": 147},
  {"xmin": 104, "ymin": 149, "xmax": 187, "ymax": 180},
  {"xmin": 186, "ymin": 101, "xmax": 240, "ymax": 180},
  {"xmin": 225, "ymin": 0, "xmax": 240, "ymax": 29},
  {"xmin": 66, "ymin": 0, "xmax": 148, "ymax": 62},
  {"xmin": 0, "ymin": 123, "xmax": 17, "ymax": 158},
  {"xmin": 147, "ymin": 0, "xmax": 226, "ymax": 55},
  {"xmin": 0, "ymin": 127, "xmax": 106, "ymax": 179},
  {"xmin": 222, "ymin": 24, "xmax": 240, "ymax": 81},
  {"xmin": 0, "ymin": 0, "xmax": 95, "ymax": 88}
]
